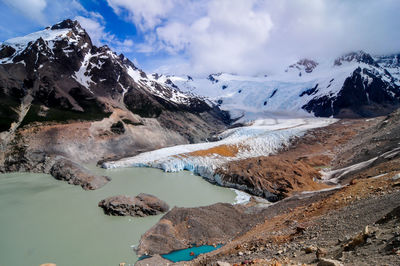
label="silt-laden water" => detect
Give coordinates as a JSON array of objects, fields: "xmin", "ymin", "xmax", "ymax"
[{"xmin": 0, "ymin": 166, "xmax": 236, "ymax": 266}]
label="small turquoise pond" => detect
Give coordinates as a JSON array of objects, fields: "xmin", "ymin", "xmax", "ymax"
[{"xmin": 161, "ymin": 244, "xmax": 223, "ymax": 262}]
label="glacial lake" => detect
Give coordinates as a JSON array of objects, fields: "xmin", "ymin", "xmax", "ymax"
[{"xmin": 0, "ymin": 166, "xmax": 236, "ymax": 266}]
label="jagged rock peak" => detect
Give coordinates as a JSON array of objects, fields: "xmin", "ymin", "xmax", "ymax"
[
  {"xmin": 50, "ymin": 19, "xmax": 83, "ymax": 31},
  {"xmin": 376, "ymin": 53, "xmax": 400, "ymax": 68},
  {"xmin": 0, "ymin": 18, "xmax": 94, "ymax": 65},
  {"xmin": 334, "ymin": 51, "xmax": 379, "ymax": 67},
  {"xmin": 289, "ymin": 59, "xmax": 318, "ymax": 73}
]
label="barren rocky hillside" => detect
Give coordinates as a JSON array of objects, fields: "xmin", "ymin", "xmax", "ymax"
[{"xmin": 137, "ymin": 110, "xmax": 400, "ymax": 266}]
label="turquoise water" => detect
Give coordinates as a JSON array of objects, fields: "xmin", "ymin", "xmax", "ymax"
[
  {"xmin": 161, "ymin": 244, "xmax": 223, "ymax": 262},
  {"xmin": 0, "ymin": 166, "xmax": 236, "ymax": 266}
]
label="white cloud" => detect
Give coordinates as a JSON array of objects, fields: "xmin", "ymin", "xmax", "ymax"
[
  {"xmin": 106, "ymin": 0, "xmax": 177, "ymax": 31},
  {"xmin": 75, "ymin": 15, "xmax": 105, "ymax": 45},
  {"xmin": 107, "ymin": 0, "xmax": 400, "ymax": 76},
  {"xmin": 3, "ymin": 0, "xmax": 400, "ymax": 75},
  {"xmin": 186, "ymin": 0, "xmax": 274, "ymax": 74},
  {"xmin": 1, "ymin": 0, "xmax": 90, "ymax": 27},
  {"xmin": 156, "ymin": 22, "xmax": 189, "ymax": 53},
  {"xmin": 3, "ymin": 0, "xmax": 47, "ymax": 23},
  {"xmin": 75, "ymin": 14, "xmax": 134, "ymax": 53}
]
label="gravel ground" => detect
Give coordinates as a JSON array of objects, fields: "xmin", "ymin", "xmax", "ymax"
[{"xmin": 203, "ymin": 189, "xmax": 400, "ymax": 266}]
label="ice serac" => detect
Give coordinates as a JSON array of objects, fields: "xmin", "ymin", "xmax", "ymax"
[
  {"xmin": 162, "ymin": 51, "xmax": 400, "ymax": 120},
  {"xmin": 0, "ymin": 19, "xmax": 230, "ymax": 181}
]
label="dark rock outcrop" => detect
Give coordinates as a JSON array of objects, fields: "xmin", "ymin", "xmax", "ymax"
[
  {"xmin": 110, "ymin": 121, "xmax": 125, "ymax": 134},
  {"xmin": 334, "ymin": 108, "xmax": 400, "ymax": 170},
  {"xmin": 98, "ymin": 193, "xmax": 169, "ymax": 217},
  {"xmin": 288, "ymin": 58, "xmax": 319, "ymax": 73},
  {"xmin": 334, "ymin": 51, "xmax": 379, "ymax": 67},
  {"xmin": 303, "ymin": 65, "xmax": 400, "ymax": 118},
  {"xmin": 0, "ymin": 140, "xmax": 111, "ymax": 190}
]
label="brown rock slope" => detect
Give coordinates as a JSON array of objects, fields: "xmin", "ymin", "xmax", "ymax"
[
  {"xmin": 215, "ymin": 118, "xmax": 378, "ymax": 201},
  {"xmin": 188, "ymin": 112, "xmax": 400, "ymax": 265},
  {"xmin": 136, "ymin": 119, "xmax": 376, "ymax": 257},
  {"xmin": 138, "ymin": 112, "xmax": 400, "ymax": 265},
  {"xmin": 137, "ymin": 203, "xmax": 262, "ymax": 256},
  {"xmin": 335, "ymin": 106, "xmax": 400, "ymax": 166},
  {"xmin": 194, "ymin": 171, "xmax": 400, "ymax": 266}
]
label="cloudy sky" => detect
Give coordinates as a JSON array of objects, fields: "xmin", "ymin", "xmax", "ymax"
[{"xmin": 1, "ymin": 0, "xmax": 399, "ymax": 76}]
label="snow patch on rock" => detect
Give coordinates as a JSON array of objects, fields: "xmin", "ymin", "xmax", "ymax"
[
  {"xmin": 73, "ymin": 52, "xmax": 95, "ymax": 93},
  {"xmin": 0, "ymin": 28, "xmax": 71, "ymax": 64}
]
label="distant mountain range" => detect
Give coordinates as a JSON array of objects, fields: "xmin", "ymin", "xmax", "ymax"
[
  {"xmin": 2, "ymin": 19, "xmax": 400, "ymax": 134},
  {"xmin": 154, "ymin": 51, "xmax": 400, "ymax": 120}
]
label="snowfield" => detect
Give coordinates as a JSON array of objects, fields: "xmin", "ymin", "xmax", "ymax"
[
  {"xmin": 103, "ymin": 117, "xmax": 335, "ymax": 186},
  {"xmin": 165, "ymin": 61, "xmax": 359, "ymax": 121},
  {"xmin": 155, "ymin": 53, "xmax": 400, "ymax": 122}
]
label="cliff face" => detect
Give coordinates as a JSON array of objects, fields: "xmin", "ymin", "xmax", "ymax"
[{"xmin": 0, "ymin": 19, "xmax": 230, "ymax": 173}]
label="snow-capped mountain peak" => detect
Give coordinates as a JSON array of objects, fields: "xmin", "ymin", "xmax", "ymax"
[
  {"xmin": 162, "ymin": 53, "xmax": 400, "ymax": 120},
  {"xmin": 0, "ymin": 19, "xmax": 89, "ymax": 64},
  {"xmin": 0, "ymin": 19, "xmax": 219, "ymax": 124},
  {"xmin": 334, "ymin": 51, "xmax": 379, "ymax": 67},
  {"xmin": 286, "ymin": 59, "xmax": 319, "ymax": 76}
]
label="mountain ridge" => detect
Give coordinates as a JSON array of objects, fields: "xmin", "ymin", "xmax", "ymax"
[
  {"xmin": 158, "ymin": 50, "xmax": 400, "ymax": 119},
  {"xmin": 0, "ymin": 19, "xmax": 230, "ymax": 188}
]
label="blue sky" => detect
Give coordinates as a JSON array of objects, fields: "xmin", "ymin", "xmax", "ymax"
[
  {"xmin": 0, "ymin": 0, "xmax": 170, "ymax": 71},
  {"xmin": 1, "ymin": 0, "xmax": 400, "ymax": 76}
]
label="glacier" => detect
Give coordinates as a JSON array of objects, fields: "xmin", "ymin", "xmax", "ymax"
[{"xmin": 103, "ymin": 117, "xmax": 335, "ymax": 193}]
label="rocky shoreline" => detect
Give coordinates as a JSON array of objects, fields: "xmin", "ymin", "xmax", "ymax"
[
  {"xmin": 0, "ymin": 146, "xmax": 111, "ymax": 190},
  {"xmin": 50, "ymin": 157, "xmax": 110, "ymax": 190},
  {"xmin": 137, "ymin": 203, "xmax": 262, "ymax": 256},
  {"xmin": 136, "ymin": 166, "xmax": 400, "ymax": 266},
  {"xmin": 191, "ymin": 174, "xmax": 400, "ymax": 266}
]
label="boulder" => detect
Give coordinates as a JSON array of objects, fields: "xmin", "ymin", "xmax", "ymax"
[{"xmin": 98, "ymin": 193, "xmax": 169, "ymax": 217}]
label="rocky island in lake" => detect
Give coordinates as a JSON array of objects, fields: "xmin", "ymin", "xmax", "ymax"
[{"xmin": 99, "ymin": 193, "xmax": 169, "ymax": 217}]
